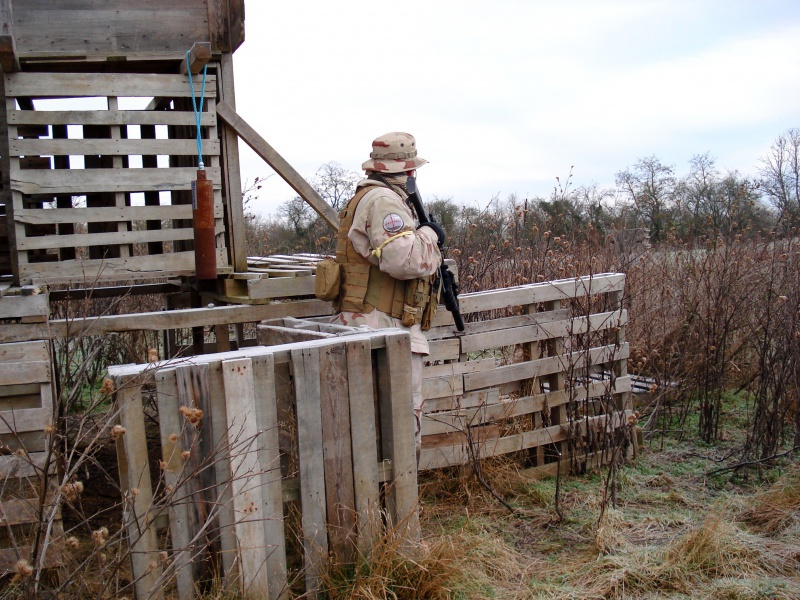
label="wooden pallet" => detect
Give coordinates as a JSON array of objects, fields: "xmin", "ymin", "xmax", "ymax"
[
  {"xmin": 109, "ymin": 329, "xmax": 418, "ymax": 600},
  {"xmin": 420, "ymin": 272, "xmax": 633, "ymax": 471},
  {"xmin": 0, "ymin": 71, "xmax": 231, "ymax": 285},
  {"xmin": 0, "ymin": 339, "xmax": 62, "ymax": 579}
]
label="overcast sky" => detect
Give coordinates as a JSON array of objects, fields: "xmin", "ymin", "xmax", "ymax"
[{"xmin": 232, "ymin": 1, "xmax": 800, "ymax": 216}]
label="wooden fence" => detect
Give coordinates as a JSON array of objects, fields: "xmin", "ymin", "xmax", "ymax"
[
  {"xmin": 420, "ymin": 272, "xmax": 633, "ymax": 473},
  {"xmin": 108, "ymin": 272, "xmax": 633, "ymax": 599},
  {"xmin": 109, "ymin": 329, "xmax": 419, "ymax": 600}
]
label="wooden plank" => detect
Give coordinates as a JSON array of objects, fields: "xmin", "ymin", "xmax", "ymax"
[
  {"xmin": 422, "ymin": 378, "xmax": 631, "ymax": 436},
  {"xmin": 15, "ymin": 204, "xmax": 223, "ymax": 226},
  {"xmin": 426, "ymin": 338, "xmax": 460, "ymax": 363},
  {"xmin": 0, "ymin": 496, "xmax": 59, "ymax": 528},
  {"xmin": 376, "ymin": 332, "xmax": 420, "ymax": 544},
  {"xmin": 319, "ymin": 343, "xmax": 356, "ymax": 564},
  {"xmin": 459, "ymin": 309, "xmax": 627, "ymax": 355},
  {"xmin": 433, "ymin": 273, "xmax": 626, "ymax": 320},
  {"xmin": 0, "ymin": 294, "xmax": 48, "ymax": 319},
  {"xmin": 0, "ymin": 361, "xmax": 50, "ymax": 386},
  {"xmin": 424, "ymin": 388, "xmax": 501, "ymax": 414},
  {"xmin": 256, "ymin": 325, "xmax": 334, "ymax": 347},
  {"xmin": 175, "ymin": 364, "xmax": 220, "ymax": 588},
  {"xmin": 12, "ymin": 166, "xmax": 223, "ymax": 196},
  {"xmin": 247, "ymin": 276, "xmax": 316, "ymax": 299},
  {"xmin": 180, "ymin": 41, "xmax": 212, "ymax": 75},
  {"xmin": 11, "ymin": 2, "xmax": 210, "ymax": 57},
  {"xmin": 0, "ymin": 406, "xmax": 51, "ymax": 434},
  {"xmin": 20, "ymin": 299, "xmax": 333, "ymax": 343},
  {"xmin": 463, "ymin": 343, "xmax": 629, "ymax": 391},
  {"xmin": 216, "ymin": 101, "xmax": 338, "ymax": 231},
  {"xmin": 4, "ymin": 73, "xmax": 217, "ymax": 99},
  {"xmin": 0, "ymin": 341, "xmax": 48, "ymax": 363},
  {"xmin": 222, "ymin": 358, "xmax": 270, "ymax": 598},
  {"xmin": 0, "ymin": 451, "xmax": 53, "ymax": 480},
  {"xmin": 8, "ymin": 109, "xmax": 215, "ymax": 127},
  {"xmin": 291, "ymin": 346, "xmax": 327, "ymax": 598},
  {"xmin": 426, "ymin": 310, "xmax": 570, "ymax": 341},
  {"xmin": 205, "ymin": 361, "xmax": 238, "ymax": 580},
  {"xmin": 154, "ymin": 369, "xmax": 196, "ymax": 600},
  {"xmin": 422, "ymin": 357, "xmax": 496, "ymax": 379},
  {"xmin": 218, "ymin": 51, "xmax": 248, "ymax": 272},
  {"xmin": 250, "ymin": 354, "xmax": 289, "ymax": 600},
  {"xmin": 16, "ymin": 224, "xmax": 203, "ymax": 251},
  {"xmin": 113, "ymin": 378, "xmax": 164, "ymax": 600},
  {"xmin": 9, "ymin": 138, "xmax": 219, "ymax": 158},
  {"xmin": 422, "ymin": 373, "xmax": 464, "ymax": 400},
  {"xmin": 346, "ymin": 338, "xmax": 381, "ymax": 555},
  {"xmin": 17, "ymin": 248, "xmax": 230, "ymax": 285}
]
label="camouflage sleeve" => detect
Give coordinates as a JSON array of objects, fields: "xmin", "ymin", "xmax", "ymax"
[{"xmin": 348, "ymin": 187, "xmax": 442, "ymax": 280}]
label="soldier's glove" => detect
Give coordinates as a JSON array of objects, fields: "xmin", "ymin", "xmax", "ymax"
[{"xmin": 419, "ymin": 221, "xmax": 446, "ymax": 248}]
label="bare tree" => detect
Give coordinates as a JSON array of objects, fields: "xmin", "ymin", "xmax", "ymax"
[
  {"xmin": 616, "ymin": 156, "xmax": 677, "ymax": 242},
  {"xmin": 759, "ymin": 128, "xmax": 800, "ymax": 230}
]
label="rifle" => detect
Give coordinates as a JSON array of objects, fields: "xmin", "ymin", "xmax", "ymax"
[{"xmin": 406, "ymin": 176, "xmax": 465, "ymax": 332}]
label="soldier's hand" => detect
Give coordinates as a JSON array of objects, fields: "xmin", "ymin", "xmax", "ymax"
[{"xmin": 419, "ymin": 222, "xmax": 445, "ymax": 248}]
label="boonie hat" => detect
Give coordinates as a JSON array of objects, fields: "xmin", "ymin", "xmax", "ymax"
[{"xmin": 361, "ymin": 132, "xmax": 428, "ymax": 173}]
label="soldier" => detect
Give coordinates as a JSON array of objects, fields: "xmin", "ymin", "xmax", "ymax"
[{"xmin": 332, "ymin": 132, "xmax": 444, "ymax": 458}]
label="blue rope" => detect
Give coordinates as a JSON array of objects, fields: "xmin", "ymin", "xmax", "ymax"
[{"xmin": 186, "ymin": 51, "xmax": 208, "ymax": 169}]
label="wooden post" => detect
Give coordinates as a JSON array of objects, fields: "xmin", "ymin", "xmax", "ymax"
[
  {"xmin": 319, "ymin": 342, "xmax": 356, "ymax": 564},
  {"xmin": 222, "ymin": 358, "xmax": 270, "ymax": 598},
  {"xmin": 346, "ymin": 338, "xmax": 381, "ymax": 554},
  {"xmin": 155, "ymin": 369, "xmax": 195, "ymax": 600},
  {"xmin": 376, "ymin": 331, "xmax": 420, "ymax": 546},
  {"xmin": 175, "ymin": 363, "xmax": 221, "ymax": 586},
  {"xmin": 217, "ymin": 53, "xmax": 248, "ymax": 272},
  {"xmin": 250, "ymin": 354, "xmax": 289, "ymax": 600},
  {"xmin": 291, "ymin": 346, "xmax": 327, "ymax": 598},
  {"xmin": 114, "ymin": 376, "xmax": 165, "ymax": 600}
]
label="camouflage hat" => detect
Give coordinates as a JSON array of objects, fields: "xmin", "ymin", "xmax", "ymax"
[{"xmin": 361, "ymin": 132, "xmax": 428, "ymax": 173}]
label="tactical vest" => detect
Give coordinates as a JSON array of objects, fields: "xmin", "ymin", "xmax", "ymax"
[{"xmin": 335, "ymin": 184, "xmax": 439, "ymax": 329}]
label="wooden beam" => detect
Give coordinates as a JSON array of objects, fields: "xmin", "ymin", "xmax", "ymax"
[
  {"xmin": 0, "ymin": 0, "xmax": 19, "ymax": 73},
  {"xmin": 215, "ymin": 101, "xmax": 338, "ymax": 231},
  {"xmin": 180, "ymin": 42, "xmax": 212, "ymax": 75}
]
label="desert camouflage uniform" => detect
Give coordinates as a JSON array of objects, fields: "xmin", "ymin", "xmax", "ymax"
[{"xmin": 333, "ymin": 173, "xmax": 442, "ymax": 445}]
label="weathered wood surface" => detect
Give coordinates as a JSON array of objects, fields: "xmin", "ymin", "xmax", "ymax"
[
  {"xmin": 8, "ymin": 109, "xmax": 216, "ymax": 127},
  {"xmin": 14, "ymin": 204, "xmax": 223, "ymax": 226},
  {"xmin": 319, "ymin": 343, "xmax": 356, "ymax": 564},
  {"xmin": 250, "ymin": 354, "xmax": 289, "ymax": 600},
  {"xmin": 9, "ymin": 138, "xmax": 220, "ymax": 158},
  {"xmin": 15, "ymin": 248, "xmax": 230, "ymax": 286},
  {"xmin": 376, "ymin": 332, "xmax": 420, "ymax": 544},
  {"xmin": 222, "ymin": 358, "xmax": 270, "ymax": 598},
  {"xmin": 292, "ymin": 346, "xmax": 327, "ymax": 598},
  {"xmin": 114, "ymin": 378, "xmax": 164, "ymax": 600},
  {"xmin": 345, "ymin": 338, "xmax": 381, "ymax": 554},
  {"xmin": 155, "ymin": 369, "xmax": 195, "ymax": 600},
  {"xmin": 10, "ymin": 0, "xmax": 243, "ymax": 57},
  {"xmin": 12, "ymin": 167, "xmax": 222, "ymax": 196},
  {"xmin": 4, "ymin": 73, "xmax": 217, "ymax": 99}
]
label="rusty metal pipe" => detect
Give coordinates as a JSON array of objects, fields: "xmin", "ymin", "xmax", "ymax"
[{"xmin": 192, "ymin": 168, "xmax": 217, "ymax": 280}]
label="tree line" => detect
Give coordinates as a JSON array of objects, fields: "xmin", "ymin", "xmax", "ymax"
[{"xmin": 246, "ymin": 128, "xmax": 800, "ymax": 256}]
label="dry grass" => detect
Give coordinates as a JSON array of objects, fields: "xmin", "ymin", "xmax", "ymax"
[{"xmin": 739, "ymin": 466, "xmax": 800, "ymax": 537}]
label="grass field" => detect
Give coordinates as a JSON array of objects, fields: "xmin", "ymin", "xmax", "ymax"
[{"xmin": 323, "ymin": 394, "xmax": 800, "ymax": 599}]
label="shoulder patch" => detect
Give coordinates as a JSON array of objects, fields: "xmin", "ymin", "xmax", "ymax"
[{"xmin": 382, "ymin": 213, "xmax": 405, "ymax": 233}]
